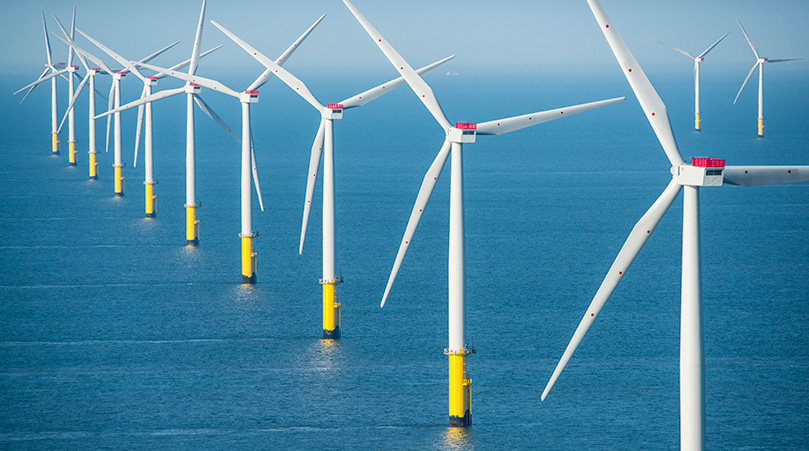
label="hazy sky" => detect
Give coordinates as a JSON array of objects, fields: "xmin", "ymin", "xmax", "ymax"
[{"xmin": 2, "ymin": 0, "xmax": 808, "ymax": 76}]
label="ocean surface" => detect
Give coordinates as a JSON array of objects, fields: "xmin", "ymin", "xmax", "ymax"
[{"xmin": 1, "ymin": 67, "xmax": 808, "ymax": 450}]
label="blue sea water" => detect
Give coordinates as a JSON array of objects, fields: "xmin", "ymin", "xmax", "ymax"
[{"xmin": 1, "ymin": 67, "xmax": 808, "ymax": 450}]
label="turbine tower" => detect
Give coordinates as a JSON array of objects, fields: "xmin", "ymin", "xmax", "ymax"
[
  {"xmin": 659, "ymin": 32, "xmax": 728, "ymax": 131},
  {"xmin": 136, "ymin": 14, "xmax": 325, "ymax": 283},
  {"xmin": 13, "ymin": 12, "xmax": 73, "ymax": 156},
  {"xmin": 77, "ymin": 29, "xmax": 178, "ymax": 198},
  {"xmin": 734, "ymin": 20, "xmax": 803, "ymax": 137},
  {"xmin": 343, "ymin": 0, "xmax": 624, "ymax": 427},
  {"xmin": 541, "ymin": 2, "xmax": 809, "ymax": 450},
  {"xmin": 211, "ymin": 20, "xmax": 452, "ymax": 339}
]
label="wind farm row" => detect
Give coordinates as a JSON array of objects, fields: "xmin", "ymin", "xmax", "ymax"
[{"xmin": 11, "ymin": 0, "xmax": 808, "ymax": 448}]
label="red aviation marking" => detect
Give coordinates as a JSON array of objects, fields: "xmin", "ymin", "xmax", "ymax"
[
  {"xmin": 591, "ymin": 313, "xmax": 595, "ymax": 317},
  {"xmin": 647, "ymin": 230, "xmax": 650, "ymax": 234},
  {"xmin": 628, "ymin": 69, "xmax": 632, "ymax": 73},
  {"xmin": 651, "ymin": 113, "xmax": 656, "ymax": 116},
  {"xmin": 788, "ymin": 170, "xmax": 792, "ymax": 173},
  {"xmin": 560, "ymin": 111, "xmax": 564, "ymax": 115},
  {"xmin": 745, "ymin": 170, "xmax": 748, "ymax": 174},
  {"xmin": 618, "ymin": 271, "xmax": 623, "ymax": 275}
]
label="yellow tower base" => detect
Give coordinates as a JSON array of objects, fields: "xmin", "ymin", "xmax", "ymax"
[
  {"xmin": 241, "ymin": 233, "xmax": 257, "ymax": 284},
  {"xmin": 446, "ymin": 347, "xmax": 474, "ymax": 427},
  {"xmin": 68, "ymin": 141, "xmax": 77, "ymax": 166},
  {"xmin": 694, "ymin": 113, "xmax": 700, "ymax": 132},
  {"xmin": 88, "ymin": 152, "xmax": 98, "ymax": 180},
  {"xmin": 144, "ymin": 182, "xmax": 157, "ymax": 218},
  {"xmin": 321, "ymin": 278, "xmax": 343, "ymax": 339},
  {"xmin": 51, "ymin": 133, "xmax": 59, "ymax": 155},
  {"xmin": 114, "ymin": 165, "xmax": 125, "ymax": 197},
  {"xmin": 186, "ymin": 204, "xmax": 200, "ymax": 246},
  {"xmin": 758, "ymin": 117, "xmax": 764, "ymax": 137}
]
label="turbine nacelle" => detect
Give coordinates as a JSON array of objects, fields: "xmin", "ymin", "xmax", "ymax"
[
  {"xmin": 448, "ymin": 122, "xmax": 477, "ymax": 143},
  {"xmin": 323, "ymin": 103, "xmax": 343, "ymax": 120},
  {"xmin": 114, "ymin": 71, "xmax": 127, "ymax": 80},
  {"xmin": 89, "ymin": 68, "xmax": 100, "ymax": 75},
  {"xmin": 147, "ymin": 76, "xmax": 158, "ymax": 86},
  {"xmin": 68, "ymin": 65, "xmax": 79, "ymax": 72},
  {"xmin": 674, "ymin": 157, "xmax": 725, "ymax": 187},
  {"xmin": 240, "ymin": 89, "xmax": 259, "ymax": 103},
  {"xmin": 185, "ymin": 83, "xmax": 201, "ymax": 94}
]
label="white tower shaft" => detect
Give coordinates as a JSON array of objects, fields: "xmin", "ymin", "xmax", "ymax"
[
  {"xmin": 757, "ymin": 63, "xmax": 764, "ymax": 120},
  {"xmin": 448, "ymin": 142, "xmax": 466, "ymax": 352},
  {"xmin": 113, "ymin": 78, "xmax": 122, "ymax": 167},
  {"xmin": 88, "ymin": 75, "xmax": 96, "ymax": 154},
  {"xmin": 694, "ymin": 60, "xmax": 700, "ymax": 115},
  {"xmin": 51, "ymin": 76, "xmax": 57, "ymax": 135},
  {"xmin": 681, "ymin": 185, "xmax": 705, "ymax": 451},
  {"xmin": 323, "ymin": 119, "xmax": 336, "ymax": 279},
  {"xmin": 68, "ymin": 70, "xmax": 75, "ymax": 143},
  {"xmin": 241, "ymin": 101, "xmax": 252, "ymax": 236},
  {"xmin": 186, "ymin": 93, "xmax": 196, "ymax": 207},
  {"xmin": 145, "ymin": 85, "xmax": 154, "ymax": 184}
]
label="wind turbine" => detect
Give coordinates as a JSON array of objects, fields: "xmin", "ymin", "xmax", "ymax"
[
  {"xmin": 13, "ymin": 12, "xmax": 72, "ymax": 156},
  {"xmin": 52, "ymin": 14, "xmax": 115, "ymax": 181},
  {"xmin": 136, "ymin": 14, "xmax": 326, "ymax": 283},
  {"xmin": 541, "ymin": 2, "xmax": 809, "ymax": 450},
  {"xmin": 77, "ymin": 29, "xmax": 178, "ymax": 198},
  {"xmin": 660, "ymin": 32, "xmax": 729, "ymax": 131},
  {"xmin": 734, "ymin": 20, "xmax": 803, "ymax": 137},
  {"xmin": 211, "ymin": 19, "xmax": 453, "ymax": 339},
  {"xmin": 343, "ymin": 0, "xmax": 624, "ymax": 427}
]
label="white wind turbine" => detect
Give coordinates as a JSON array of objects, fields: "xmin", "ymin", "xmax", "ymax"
[
  {"xmin": 660, "ymin": 32, "xmax": 729, "ymax": 131},
  {"xmin": 136, "ymin": 14, "xmax": 326, "ymax": 283},
  {"xmin": 343, "ymin": 0, "xmax": 624, "ymax": 427},
  {"xmin": 52, "ymin": 15, "xmax": 114, "ymax": 181},
  {"xmin": 77, "ymin": 28, "xmax": 178, "ymax": 198},
  {"xmin": 733, "ymin": 20, "xmax": 803, "ymax": 138},
  {"xmin": 210, "ymin": 19, "xmax": 453, "ymax": 339},
  {"xmin": 541, "ymin": 2, "xmax": 809, "ymax": 450},
  {"xmin": 13, "ymin": 11, "xmax": 74, "ymax": 156}
]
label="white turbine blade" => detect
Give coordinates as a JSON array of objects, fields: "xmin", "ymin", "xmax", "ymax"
[
  {"xmin": 14, "ymin": 68, "xmax": 67, "ymax": 94},
  {"xmin": 723, "ymin": 166, "xmax": 809, "ymax": 187},
  {"xmin": 57, "ymin": 73, "xmax": 90, "ymax": 133},
  {"xmin": 137, "ymin": 61, "xmax": 240, "ymax": 99},
  {"xmin": 249, "ymin": 129, "xmax": 264, "ymax": 212},
  {"xmin": 587, "ymin": 0, "xmax": 684, "ymax": 167},
  {"xmin": 300, "ymin": 119, "xmax": 326, "ymax": 254},
  {"xmin": 155, "ymin": 45, "xmax": 222, "ymax": 79},
  {"xmin": 766, "ymin": 58, "xmax": 804, "ymax": 63},
  {"xmin": 697, "ymin": 32, "xmax": 730, "ymax": 58},
  {"xmin": 53, "ymin": 32, "xmax": 114, "ymax": 75},
  {"xmin": 542, "ymin": 179, "xmax": 682, "ymax": 401},
  {"xmin": 733, "ymin": 62, "xmax": 759, "ymax": 105},
  {"xmin": 342, "ymin": 0, "xmax": 452, "ymax": 131},
  {"xmin": 67, "ymin": 6, "xmax": 76, "ymax": 67},
  {"xmin": 105, "ymin": 82, "xmax": 114, "ymax": 153},
  {"xmin": 476, "ymin": 97, "xmax": 625, "ymax": 136},
  {"xmin": 188, "ymin": 0, "xmax": 207, "ymax": 75},
  {"xmin": 133, "ymin": 85, "xmax": 147, "ymax": 167},
  {"xmin": 96, "ymin": 86, "xmax": 185, "ymax": 119},
  {"xmin": 737, "ymin": 20, "xmax": 760, "ymax": 60},
  {"xmin": 52, "ymin": 14, "xmax": 89, "ymax": 71},
  {"xmin": 381, "ymin": 138, "xmax": 452, "ymax": 307},
  {"xmin": 137, "ymin": 40, "xmax": 180, "ymax": 65},
  {"xmin": 193, "ymin": 94, "xmax": 240, "ymax": 142},
  {"xmin": 15, "ymin": 67, "xmax": 50, "ymax": 103},
  {"xmin": 247, "ymin": 15, "xmax": 326, "ymax": 92},
  {"xmin": 41, "ymin": 12, "xmax": 53, "ymax": 67},
  {"xmin": 275, "ymin": 14, "xmax": 326, "ymax": 66},
  {"xmin": 659, "ymin": 41, "xmax": 695, "ymax": 60},
  {"xmin": 340, "ymin": 55, "xmax": 455, "ymax": 109},
  {"xmin": 210, "ymin": 20, "xmax": 325, "ymax": 110},
  {"xmin": 76, "ymin": 29, "xmax": 148, "ymax": 80}
]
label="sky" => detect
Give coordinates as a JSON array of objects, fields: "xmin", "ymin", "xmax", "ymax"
[{"xmin": 2, "ymin": 0, "xmax": 808, "ymax": 77}]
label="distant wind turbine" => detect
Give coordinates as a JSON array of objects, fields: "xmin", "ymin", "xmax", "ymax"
[
  {"xmin": 541, "ymin": 2, "xmax": 809, "ymax": 450},
  {"xmin": 343, "ymin": 0, "xmax": 624, "ymax": 427},
  {"xmin": 733, "ymin": 19, "xmax": 803, "ymax": 137},
  {"xmin": 211, "ymin": 18, "xmax": 453, "ymax": 338},
  {"xmin": 659, "ymin": 31, "xmax": 729, "ymax": 131}
]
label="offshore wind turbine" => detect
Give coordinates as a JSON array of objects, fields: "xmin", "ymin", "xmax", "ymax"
[
  {"xmin": 211, "ymin": 19, "xmax": 453, "ymax": 339},
  {"xmin": 541, "ymin": 2, "xmax": 809, "ymax": 450},
  {"xmin": 733, "ymin": 20, "xmax": 803, "ymax": 137},
  {"xmin": 660, "ymin": 32, "xmax": 729, "ymax": 131},
  {"xmin": 343, "ymin": 0, "xmax": 624, "ymax": 427},
  {"xmin": 77, "ymin": 28, "xmax": 178, "ymax": 198},
  {"xmin": 13, "ymin": 12, "xmax": 71, "ymax": 156},
  {"xmin": 52, "ymin": 15, "xmax": 114, "ymax": 181},
  {"xmin": 137, "ymin": 14, "xmax": 326, "ymax": 283}
]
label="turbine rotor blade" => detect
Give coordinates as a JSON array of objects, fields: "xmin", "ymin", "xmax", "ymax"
[
  {"xmin": 188, "ymin": 0, "xmax": 207, "ymax": 75},
  {"xmin": 340, "ymin": 55, "xmax": 455, "ymax": 109},
  {"xmin": 733, "ymin": 62, "xmax": 759, "ymax": 105},
  {"xmin": 154, "ymin": 45, "xmax": 223, "ymax": 80},
  {"xmin": 697, "ymin": 32, "xmax": 730, "ymax": 58},
  {"xmin": 542, "ymin": 179, "xmax": 682, "ymax": 401},
  {"xmin": 765, "ymin": 58, "xmax": 804, "ymax": 63},
  {"xmin": 57, "ymin": 73, "xmax": 90, "ymax": 133},
  {"xmin": 342, "ymin": 0, "xmax": 452, "ymax": 131},
  {"xmin": 723, "ymin": 166, "xmax": 809, "ymax": 187},
  {"xmin": 659, "ymin": 41, "xmax": 695, "ymax": 60},
  {"xmin": 105, "ymin": 82, "xmax": 114, "ymax": 153},
  {"xmin": 300, "ymin": 119, "xmax": 326, "ymax": 254},
  {"xmin": 137, "ymin": 40, "xmax": 180, "ymax": 65},
  {"xmin": 381, "ymin": 138, "xmax": 452, "ymax": 307},
  {"xmin": 250, "ymin": 128, "xmax": 264, "ymax": 212},
  {"xmin": 737, "ymin": 19, "xmax": 760, "ymax": 59},
  {"xmin": 587, "ymin": 0, "xmax": 684, "ymax": 166},
  {"xmin": 133, "ymin": 85, "xmax": 147, "ymax": 167},
  {"xmin": 15, "ymin": 67, "xmax": 50, "ymax": 103},
  {"xmin": 136, "ymin": 61, "xmax": 240, "ymax": 99},
  {"xmin": 96, "ymin": 86, "xmax": 186, "ymax": 119},
  {"xmin": 476, "ymin": 97, "xmax": 625, "ymax": 136},
  {"xmin": 41, "ymin": 11, "xmax": 53, "ymax": 67},
  {"xmin": 76, "ymin": 29, "xmax": 148, "ymax": 81},
  {"xmin": 193, "ymin": 94, "xmax": 240, "ymax": 142}
]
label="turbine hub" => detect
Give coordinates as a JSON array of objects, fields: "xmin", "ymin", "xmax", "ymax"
[
  {"xmin": 449, "ymin": 122, "xmax": 477, "ymax": 143},
  {"xmin": 675, "ymin": 157, "xmax": 725, "ymax": 186}
]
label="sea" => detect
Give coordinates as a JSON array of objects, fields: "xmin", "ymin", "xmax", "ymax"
[{"xmin": 1, "ymin": 66, "xmax": 807, "ymax": 450}]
